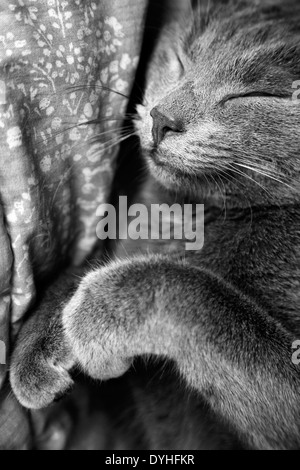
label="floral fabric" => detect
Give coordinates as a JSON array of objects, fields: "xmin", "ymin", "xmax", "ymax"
[{"xmin": 0, "ymin": 0, "xmax": 147, "ymax": 449}]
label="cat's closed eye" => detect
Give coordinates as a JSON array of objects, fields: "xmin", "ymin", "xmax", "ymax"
[{"xmin": 221, "ymin": 91, "xmax": 290, "ymax": 104}]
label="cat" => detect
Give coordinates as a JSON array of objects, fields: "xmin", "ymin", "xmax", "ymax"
[{"xmin": 9, "ymin": 0, "xmax": 300, "ymax": 449}]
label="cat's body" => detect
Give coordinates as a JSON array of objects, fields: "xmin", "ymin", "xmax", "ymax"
[{"xmin": 9, "ymin": 0, "xmax": 300, "ymax": 449}]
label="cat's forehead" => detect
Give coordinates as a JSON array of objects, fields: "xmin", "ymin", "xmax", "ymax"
[{"xmin": 184, "ymin": 8, "xmax": 300, "ymax": 90}]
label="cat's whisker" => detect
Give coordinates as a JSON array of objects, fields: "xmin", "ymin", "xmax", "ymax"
[
  {"xmin": 216, "ymin": 165, "xmax": 244, "ymax": 197},
  {"xmin": 217, "ymin": 166, "xmax": 251, "ymax": 202},
  {"xmin": 90, "ymin": 126, "xmax": 134, "ymax": 139},
  {"xmin": 65, "ymin": 84, "xmax": 131, "ymax": 101},
  {"xmin": 88, "ymin": 133, "xmax": 136, "ymax": 152},
  {"xmin": 237, "ymin": 159, "xmax": 285, "ymax": 178},
  {"xmin": 234, "ymin": 162, "xmax": 296, "ymax": 191},
  {"xmin": 78, "ymin": 117, "xmax": 131, "ymax": 124},
  {"xmin": 91, "ymin": 128, "xmax": 136, "ymax": 141},
  {"xmin": 34, "ymin": 124, "xmax": 133, "ymax": 147},
  {"xmin": 225, "ymin": 162, "xmax": 273, "ymax": 199},
  {"xmin": 239, "ymin": 160, "xmax": 299, "ymax": 189},
  {"xmin": 238, "ymin": 157, "xmax": 284, "ymax": 174}
]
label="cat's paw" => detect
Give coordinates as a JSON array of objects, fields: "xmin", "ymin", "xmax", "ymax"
[
  {"xmin": 10, "ymin": 317, "xmax": 75, "ymax": 410},
  {"xmin": 62, "ymin": 263, "xmax": 136, "ymax": 381}
]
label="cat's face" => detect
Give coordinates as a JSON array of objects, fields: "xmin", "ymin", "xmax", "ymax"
[{"xmin": 135, "ymin": 1, "xmax": 300, "ymax": 201}]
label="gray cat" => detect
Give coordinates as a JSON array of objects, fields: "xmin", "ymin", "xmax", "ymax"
[{"xmin": 10, "ymin": 0, "xmax": 300, "ymax": 450}]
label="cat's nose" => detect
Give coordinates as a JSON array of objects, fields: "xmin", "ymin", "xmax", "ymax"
[{"xmin": 150, "ymin": 107, "xmax": 184, "ymax": 146}]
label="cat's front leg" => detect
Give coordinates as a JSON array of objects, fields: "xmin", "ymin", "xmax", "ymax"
[
  {"xmin": 11, "ymin": 255, "xmax": 300, "ymax": 449},
  {"xmin": 63, "ymin": 255, "xmax": 300, "ymax": 450},
  {"xmin": 10, "ymin": 256, "xmax": 174, "ymax": 411},
  {"xmin": 61, "ymin": 256, "xmax": 181, "ymax": 381}
]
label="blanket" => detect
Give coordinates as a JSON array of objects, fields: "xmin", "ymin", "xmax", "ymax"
[{"xmin": 0, "ymin": 0, "xmax": 148, "ymax": 449}]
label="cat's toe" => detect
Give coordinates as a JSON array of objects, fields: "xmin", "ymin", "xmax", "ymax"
[{"xmin": 10, "ymin": 344, "xmax": 74, "ymax": 409}]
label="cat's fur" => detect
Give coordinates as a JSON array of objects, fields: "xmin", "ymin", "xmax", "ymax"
[{"xmin": 9, "ymin": 0, "xmax": 300, "ymax": 449}]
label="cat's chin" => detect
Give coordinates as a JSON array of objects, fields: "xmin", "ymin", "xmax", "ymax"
[
  {"xmin": 145, "ymin": 156, "xmax": 205, "ymax": 197},
  {"xmin": 146, "ymin": 154, "xmax": 183, "ymax": 185}
]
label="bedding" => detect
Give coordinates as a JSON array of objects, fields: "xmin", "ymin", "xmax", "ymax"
[{"xmin": 0, "ymin": 0, "xmax": 147, "ymax": 449}]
